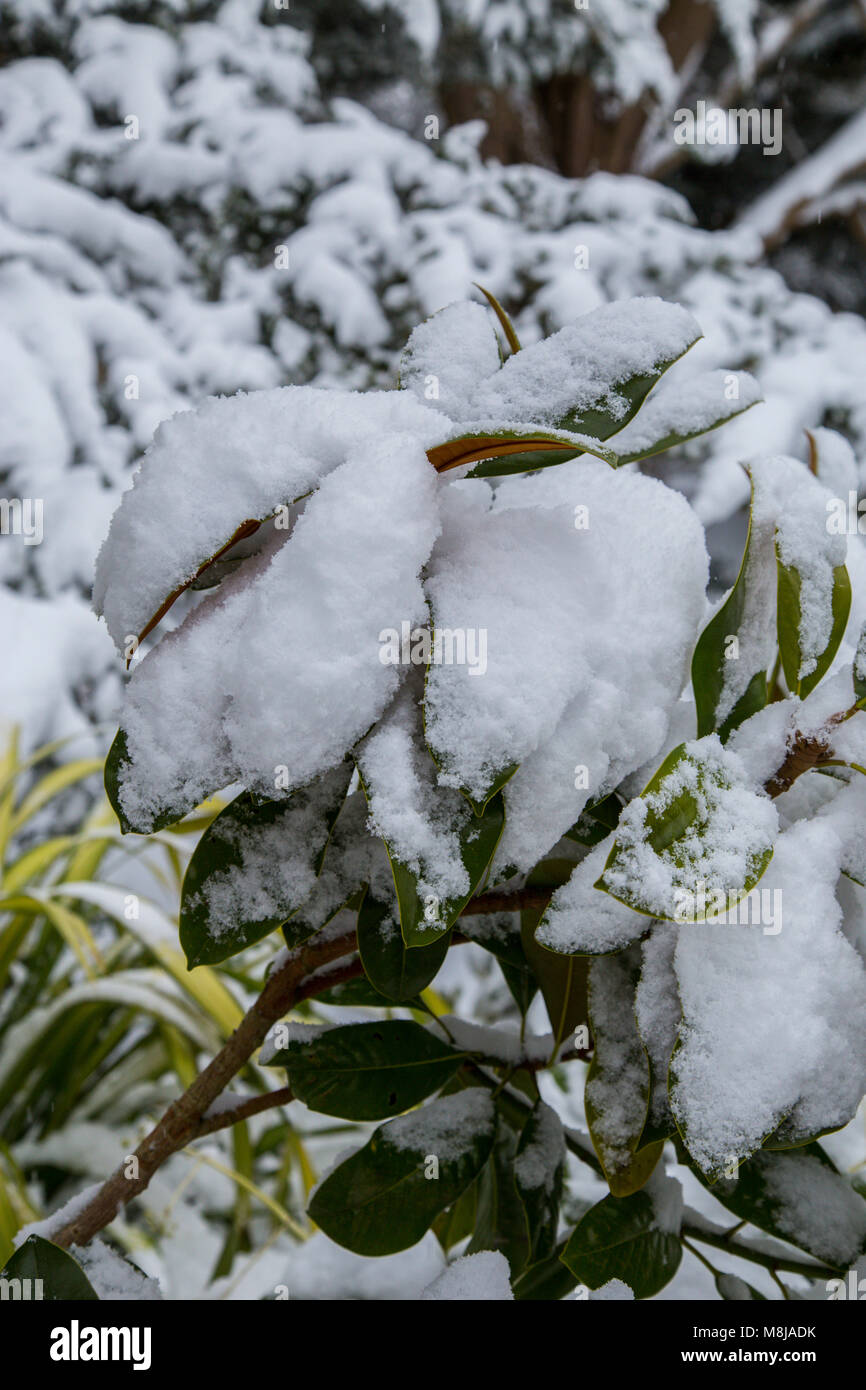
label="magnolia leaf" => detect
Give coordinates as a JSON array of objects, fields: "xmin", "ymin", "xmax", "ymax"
[
  {"xmin": 104, "ymin": 728, "xmax": 188, "ymax": 835},
  {"xmin": 384, "ymin": 793, "xmax": 505, "ymax": 948},
  {"xmin": 268, "ymin": 1020, "xmax": 463, "ymax": 1120},
  {"xmin": 356, "ymin": 891, "xmax": 450, "ymax": 1001},
  {"xmin": 692, "ymin": 472, "xmax": 769, "ymax": 740},
  {"xmin": 467, "ymin": 1116, "xmax": 531, "ymax": 1277},
  {"xmin": 513, "ymin": 1240, "xmax": 580, "ymax": 1300},
  {"xmin": 521, "ymin": 858, "xmax": 590, "ymax": 1050},
  {"xmin": 601, "ymin": 369, "xmax": 761, "ymax": 468},
  {"xmin": 467, "ymin": 448, "xmax": 581, "ymax": 479},
  {"xmin": 1, "ymin": 1236, "xmax": 99, "ymax": 1301},
  {"xmin": 132, "ymin": 516, "xmax": 263, "ymax": 657},
  {"xmin": 473, "ymin": 282, "xmax": 521, "ymax": 354},
  {"xmin": 585, "ymin": 948, "xmax": 664, "ymax": 1197},
  {"xmin": 689, "ymin": 1145, "xmax": 866, "ymax": 1272},
  {"xmin": 427, "ymin": 432, "xmax": 595, "ymax": 475},
  {"xmin": 561, "ymin": 1182, "xmax": 682, "ymax": 1299},
  {"xmin": 776, "ymin": 545, "xmax": 851, "ymax": 699},
  {"xmin": 854, "ymin": 621, "xmax": 866, "ymax": 708},
  {"xmin": 715, "ymin": 1273, "xmax": 767, "ymax": 1300},
  {"xmin": 596, "ymin": 741, "xmax": 776, "ymax": 923},
  {"xmin": 179, "ymin": 762, "xmax": 352, "ymax": 967},
  {"xmin": 514, "ymin": 1100, "xmax": 567, "ymax": 1266},
  {"xmin": 308, "ymin": 1090, "xmax": 496, "ymax": 1256}
]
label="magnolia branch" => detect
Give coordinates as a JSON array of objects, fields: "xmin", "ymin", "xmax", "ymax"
[
  {"xmin": 51, "ymin": 927, "xmax": 358, "ymax": 1249},
  {"xmin": 49, "ymin": 707, "xmax": 855, "ymax": 1252}
]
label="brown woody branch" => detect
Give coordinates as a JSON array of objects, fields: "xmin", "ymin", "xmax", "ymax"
[
  {"xmin": 49, "ymin": 705, "xmax": 856, "ymax": 1251},
  {"xmin": 51, "ymin": 928, "xmax": 357, "ymax": 1249}
]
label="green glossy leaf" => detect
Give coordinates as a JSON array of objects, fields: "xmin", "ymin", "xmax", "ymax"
[
  {"xmin": 269, "ymin": 1020, "xmax": 463, "ymax": 1120},
  {"xmin": 557, "ymin": 344, "xmax": 697, "ymax": 441},
  {"xmin": 597, "ymin": 742, "xmax": 775, "ymax": 921},
  {"xmin": 776, "ymin": 545, "xmax": 851, "ymax": 699},
  {"xmin": 382, "ymin": 792, "xmax": 505, "ymax": 948},
  {"xmin": 356, "ymin": 891, "xmax": 450, "ymax": 1001},
  {"xmin": 433, "ymin": 1180, "xmax": 479, "ymax": 1252},
  {"xmin": 180, "ymin": 762, "xmax": 352, "ymax": 967},
  {"xmin": 467, "ymin": 449, "xmax": 581, "ymax": 479},
  {"xmin": 602, "ymin": 370, "xmax": 761, "ymax": 468},
  {"xmin": 312, "ymin": 974, "xmax": 404, "ymax": 1008},
  {"xmin": 513, "ymin": 1239, "xmax": 580, "ymax": 1300},
  {"xmin": 514, "ymin": 1100, "xmax": 566, "ymax": 1265},
  {"xmin": 467, "ymin": 1116, "xmax": 531, "ymax": 1277},
  {"xmin": 561, "ymin": 1186, "xmax": 682, "ymax": 1299},
  {"xmin": 690, "ymin": 1144, "xmax": 866, "ymax": 1271},
  {"xmin": 692, "ymin": 475, "xmax": 769, "ymax": 740},
  {"xmin": 564, "ymin": 792, "xmax": 624, "ymax": 847},
  {"xmin": 308, "ymin": 1090, "xmax": 496, "ymax": 1256},
  {"xmin": 1, "ymin": 1235, "xmax": 99, "ymax": 1300},
  {"xmin": 460, "ymin": 912, "xmax": 538, "ymax": 1016}
]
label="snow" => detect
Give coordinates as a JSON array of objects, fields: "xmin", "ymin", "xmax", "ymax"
[
  {"xmin": 646, "ymin": 1169, "xmax": 684, "ymax": 1235},
  {"xmin": 384, "ymin": 1089, "xmax": 494, "ymax": 1159},
  {"xmin": 765, "ymin": 456, "xmax": 848, "ymax": 680},
  {"xmin": 93, "ymin": 386, "xmax": 447, "ymax": 652},
  {"xmin": 736, "ymin": 106, "xmax": 866, "ymax": 245},
  {"xmin": 5, "ymin": 0, "xmax": 866, "ymax": 1309},
  {"xmin": 419, "ymin": 1250, "xmax": 513, "ymax": 1300},
  {"xmin": 585, "ymin": 948, "xmax": 650, "ymax": 1174},
  {"xmin": 467, "ymin": 298, "xmax": 701, "ymax": 431},
  {"xmin": 73, "ymin": 1240, "xmax": 163, "ymax": 1301},
  {"xmin": 587, "ymin": 1278, "xmax": 635, "ymax": 1301},
  {"xmin": 538, "ymin": 839, "xmax": 649, "ymax": 955},
  {"xmin": 513, "ymin": 1102, "xmax": 566, "ymax": 1193},
  {"xmin": 400, "ymin": 301, "xmax": 502, "ymax": 421},
  {"xmin": 672, "ymin": 818, "xmax": 866, "ymax": 1173},
  {"xmin": 634, "ymin": 926, "xmax": 680, "ymax": 1130},
  {"xmin": 599, "ymin": 736, "xmax": 779, "ymax": 922},
  {"xmin": 113, "ymin": 432, "xmax": 442, "ymax": 829},
  {"xmin": 187, "ymin": 763, "xmax": 351, "ymax": 940},
  {"xmin": 276, "ymin": 1230, "xmax": 445, "ymax": 1301},
  {"xmin": 424, "ymin": 460, "xmax": 708, "ymax": 870},
  {"xmin": 357, "ymin": 686, "xmax": 471, "ymax": 905},
  {"xmin": 15, "ymin": 1181, "xmax": 105, "ymax": 1244},
  {"xmin": 603, "ymin": 368, "xmax": 761, "ymax": 462},
  {"xmin": 754, "ymin": 1151, "xmax": 866, "ymax": 1268}
]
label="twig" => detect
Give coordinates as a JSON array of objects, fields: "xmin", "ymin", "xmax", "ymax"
[{"xmin": 194, "ymin": 1086, "xmax": 295, "ymax": 1138}]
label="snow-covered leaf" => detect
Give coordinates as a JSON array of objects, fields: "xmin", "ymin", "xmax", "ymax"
[
  {"xmin": 599, "ymin": 369, "xmax": 761, "ymax": 467},
  {"xmin": 356, "ymin": 692, "xmax": 504, "ymax": 945},
  {"xmin": 179, "ymin": 761, "xmax": 353, "ymax": 967},
  {"xmin": 585, "ymin": 948, "xmax": 663, "ymax": 1197},
  {"xmin": 692, "ymin": 470, "xmax": 770, "ymax": 740},
  {"xmin": 514, "ymin": 1101, "xmax": 566, "ymax": 1265},
  {"xmin": 596, "ymin": 738, "xmax": 777, "ymax": 922},
  {"xmin": 308, "ymin": 1090, "xmax": 496, "ymax": 1256},
  {"xmin": 776, "ymin": 546, "xmax": 851, "ymax": 700},
  {"xmin": 692, "ymin": 1146, "xmax": 866, "ymax": 1271},
  {"xmin": 561, "ymin": 1173, "xmax": 683, "ymax": 1299}
]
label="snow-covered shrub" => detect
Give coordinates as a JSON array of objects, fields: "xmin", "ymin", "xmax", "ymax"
[{"xmin": 43, "ymin": 293, "xmax": 864, "ymax": 1300}]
